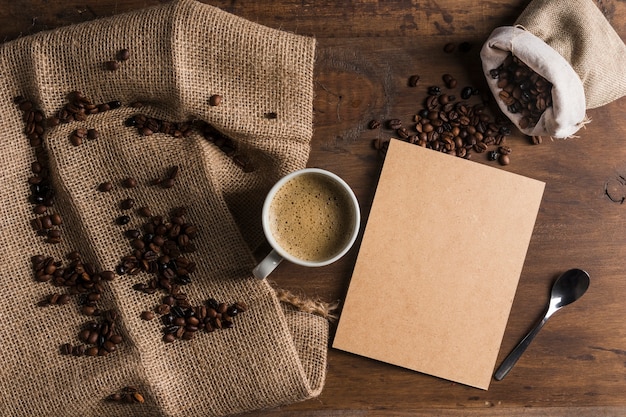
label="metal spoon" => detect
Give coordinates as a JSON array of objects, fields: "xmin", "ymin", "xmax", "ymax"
[{"xmin": 494, "ymin": 268, "xmax": 590, "ymax": 381}]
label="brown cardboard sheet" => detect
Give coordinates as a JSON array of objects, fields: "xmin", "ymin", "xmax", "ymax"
[{"xmin": 333, "ymin": 139, "xmax": 545, "ymax": 390}]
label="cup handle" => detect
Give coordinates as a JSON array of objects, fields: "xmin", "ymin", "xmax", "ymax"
[{"xmin": 252, "ymin": 249, "xmax": 283, "ymax": 279}]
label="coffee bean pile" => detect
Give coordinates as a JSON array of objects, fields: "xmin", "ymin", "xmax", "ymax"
[
  {"xmin": 57, "ymin": 91, "xmax": 122, "ymax": 124},
  {"xmin": 159, "ymin": 298, "xmax": 248, "ymax": 343},
  {"xmin": 14, "ymin": 97, "xmax": 64, "ymax": 244},
  {"xmin": 124, "ymin": 114, "xmax": 255, "ymax": 173},
  {"xmin": 32, "ymin": 252, "xmax": 124, "ymax": 357},
  {"xmin": 489, "ymin": 53, "xmax": 553, "ymax": 131},
  {"xmin": 369, "ymin": 72, "xmax": 514, "ymax": 165},
  {"xmin": 124, "ymin": 113, "xmax": 194, "ymax": 138},
  {"xmin": 117, "ymin": 206, "xmax": 198, "ymax": 289},
  {"xmin": 105, "ymin": 386, "xmax": 145, "ymax": 404},
  {"xmin": 61, "ymin": 310, "xmax": 123, "ymax": 357},
  {"xmin": 114, "ymin": 206, "xmax": 248, "ymax": 343}
]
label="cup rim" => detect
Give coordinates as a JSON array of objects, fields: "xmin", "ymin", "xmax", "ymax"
[{"xmin": 261, "ymin": 168, "xmax": 360, "ymax": 267}]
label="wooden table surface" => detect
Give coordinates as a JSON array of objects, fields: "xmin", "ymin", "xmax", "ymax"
[{"xmin": 3, "ymin": 1, "xmax": 626, "ymax": 416}]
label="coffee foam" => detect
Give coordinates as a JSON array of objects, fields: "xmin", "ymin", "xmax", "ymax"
[{"xmin": 268, "ymin": 173, "xmax": 355, "ymax": 262}]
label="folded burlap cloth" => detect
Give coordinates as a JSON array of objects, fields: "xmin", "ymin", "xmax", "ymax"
[{"xmin": 0, "ymin": 0, "xmax": 329, "ymax": 416}]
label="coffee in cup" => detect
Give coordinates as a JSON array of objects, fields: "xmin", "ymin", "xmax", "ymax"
[{"xmin": 253, "ymin": 168, "xmax": 360, "ymax": 279}]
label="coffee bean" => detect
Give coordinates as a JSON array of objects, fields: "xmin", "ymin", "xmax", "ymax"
[
  {"xmin": 116, "ymin": 215, "xmax": 131, "ymax": 225},
  {"xmin": 209, "ymin": 94, "xmax": 222, "ymax": 106},
  {"xmin": 50, "ymin": 213, "xmax": 62, "ymax": 225},
  {"xmin": 125, "ymin": 229, "xmax": 141, "ymax": 239},
  {"xmin": 461, "ymin": 86, "xmax": 474, "ymax": 100},
  {"xmin": 117, "ymin": 49, "xmax": 130, "ymax": 61},
  {"xmin": 87, "ymin": 129, "xmax": 99, "ymax": 140},
  {"xmin": 160, "ymin": 178, "xmax": 175, "ymax": 189},
  {"xmin": 387, "ymin": 119, "xmax": 402, "ymax": 130},
  {"xmin": 395, "ymin": 127, "xmax": 409, "ymax": 139},
  {"xmin": 498, "ymin": 154, "xmax": 510, "ymax": 166},
  {"xmin": 120, "ymin": 198, "xmax": 135, "ymax": 210},
  {"xmin": 443, "ymin": 42, "xmax": 456, "ymax": 53},
  {"xmin": 442, "ymin": 74, "xmax": 457, "ymax": 89},
  {"xmin": 408, "ymin": 74, "xmax": 420, "ymax": 87},
  {"xmin": 72, "ymin": 345, "xmax": 86, "ymax": 357},
  {"xmin": 105, "ymin": 60, "xmax": 120, "ymax": 71},
  {"xmin": 368, "ymin": 119, "xmax": 381, "ymax": 130},
  {"xmin": 60, "ymin": 343, "xmax": 73, "ymax": 355},
  {"xmin": 98, "ymin": 182, "xmax": 113, "ymax": 192},
  {"xmin": 70, "ymin": 133, "xmax": 82, "ymax": 146},
  {"xmin": 167, "ymin": 165, "xmax": 179, "ymax": 180},
  {"xmin": 141, "ymin": 311, "xmax": 155, "ymax": 321},
  {"xmin": 122, "ymin": 177, "xmax": 137, "ymax": 188},
  {"xmin": 135, "ymin": 206, "xmax": 151, "ymax": 218},
  {"xmin": 427, "ymin": 86, "xmax": 441, "ymax": 96}
]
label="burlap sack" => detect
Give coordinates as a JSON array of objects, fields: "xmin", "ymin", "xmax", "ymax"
[
  {"xmin": 480, "ymin": 0, "xmax": 626, "ymax": 138},
  {"xmin": 0, "ymin": 0, "xmax": 329, "ymax": 416}
]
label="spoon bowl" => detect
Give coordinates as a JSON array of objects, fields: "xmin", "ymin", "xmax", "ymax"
[{"xmin": 494, "ymin": 268, "xmax": 590, "ymax": 381}]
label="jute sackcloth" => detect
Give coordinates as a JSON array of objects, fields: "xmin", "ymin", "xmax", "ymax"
[
  {"xmin": 0, "ymin": 0, "xmax": 328, "ymax": 416},
  {"xmin": 480, "ymin": 0, "xmax": 626, "ymax": 138}
]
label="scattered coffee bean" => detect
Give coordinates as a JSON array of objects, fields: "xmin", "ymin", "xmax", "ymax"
[
  {"xmin": 32, "ymin": 252, "xmax": 125, "ymax": 358},
  {"xmin": 369, "ymin": 70, "xmax": 515, "ymax": 164},
  {"xmin": 166, "ymin": 165, "xmax": 179, "ymax": 180},
  {"xmin": 209, "ymin": 94, "xmax": 222, "ymax": 106},
  {"xmin": 461, "ymin": 86, "xmax": 474, "ymax": 100},
  {"xmin": 87, "ymin": 129, "xmax": 99, "ymax": 140},
  {"xmin": 264, "ymin": 112, "xmax": 278, "ymax": 119},
  {"xmin": 117, "ymin": 49, "xmax": 130, "ymax": 61},
  {"xmin": 137, "ymin": 206, "xmax": 152, "ymax": 217},
  {"xmin": 120, "ymin": 198, "xmax": 135, "ymax": 210},
  {"xmin": 443, "ymin": 42, "xmax": 456, "ymax": 53},
  {"xmin": 105, "ymin": 60, "xmax": 120, "ymax": 71},
  {"xmin": 160, "ymin": 178, "xmax": 175, "ymax": 189},
  {"xmin": 122, "ymin": 177, "xmax": 137, "ymax": 188},
  {"xmin": 70, "ymin": 128, "xmax": 86, "ymax": 146},
  {"xmin": 387, "ymin": 119, "xmax": 402, "ymax": 130},
  {"xmin": 427, "ymin": 86, "xmax": 442, "ymax": 96},
  {"xmin": 116, "ymin": 215, "xmax": 131, "ymax": 225},
  {"xmin": 408, "ymin": 74, "xmax": 420, "ymax": 87},
  {"xmin": 442, "ymin": 74, "xmax": 457, "ymax": 89},
  {"xmin": 106, "ymin": 386, "xmax": 145, "ymax": 404},
  {"xmin": 60, "ymin": 343, "xmax": 73, "ymax": 355},
  {"xmin": 140, "ymin": 311, "xmax": 155, "ymax": 321},
  {"xmin": 498, "ymin": 154, "xmax": 510, "ymax": 166},
  {"xmin": 368, "ymin": 119, "xmax": 381, "ymax": 130},
  {"xmin": 98, "ymin": 181, "xmax": 113, "ymax": 192},
  {"xmin": 50, "ymin": 213, "xmax": 62, "ymax": 225}
]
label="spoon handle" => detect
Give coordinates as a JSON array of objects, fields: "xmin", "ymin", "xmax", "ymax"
[{"xmin": 494, "ymin": 315, "xmax": 549, "ymax": 381}]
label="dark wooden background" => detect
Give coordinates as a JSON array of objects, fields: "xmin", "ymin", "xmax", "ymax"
[{"xmin": 3, "ymin": 1, "xmax": 626, "ymax": 416}]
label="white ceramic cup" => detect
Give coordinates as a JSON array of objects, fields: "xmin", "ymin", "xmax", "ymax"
[{"xmin": 252, "ymin": 168, "xmax": 360, "ymax": 279}]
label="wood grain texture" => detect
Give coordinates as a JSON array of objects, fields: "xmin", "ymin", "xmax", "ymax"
[{"xmin": 2, "ymin": 1, "xmax": 626, "ymax": 415}]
